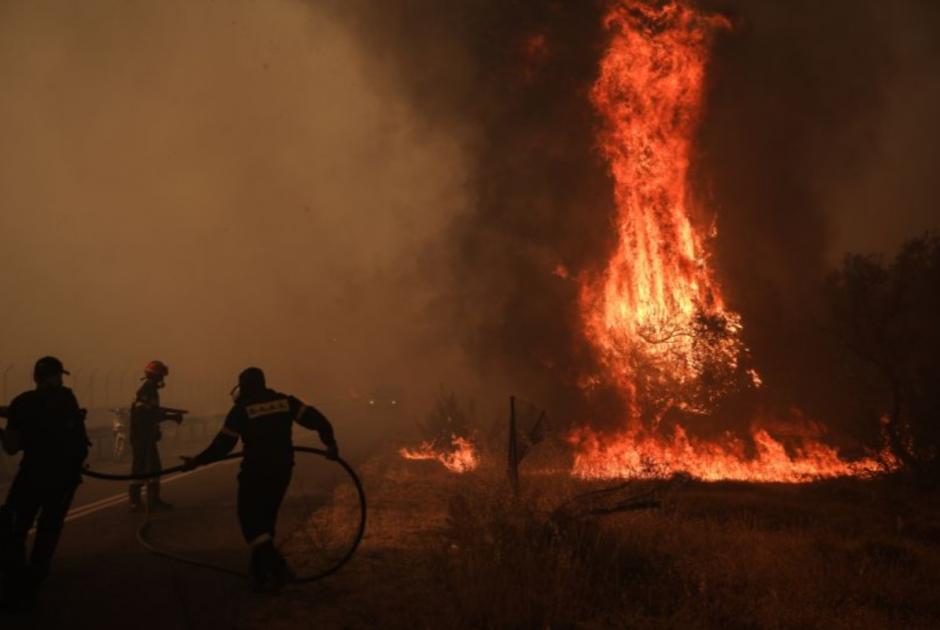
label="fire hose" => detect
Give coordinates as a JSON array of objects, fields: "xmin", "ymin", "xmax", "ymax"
[{"xmin": 81, "ymin": 447, "xmax": 366, "ymax": 584}]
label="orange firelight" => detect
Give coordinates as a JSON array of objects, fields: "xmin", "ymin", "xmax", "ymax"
[
  {"xmin": 399, "ymin": 435, "xmax": 480, "ymax": 474},
  {"xmin": 574, "ymin": 0, "xmax": 888, "ymax": 482},
  {"xmin": 581, "ymin": 0, "xmax": 737, "ymax": 408}
]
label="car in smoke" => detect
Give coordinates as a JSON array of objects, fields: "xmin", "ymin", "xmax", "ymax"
[{"xmin": 363, "ymin": 385, "xmax": 403, "ymax": 410}]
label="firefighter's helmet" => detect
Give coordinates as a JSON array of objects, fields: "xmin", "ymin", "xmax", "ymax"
[
  {"xmin": 230, "ymin": 367, "xmax": 266, "ymax": 402},
  {"xmin": 144, "ymin": 360, "xmax": 169, "ymax": 379},
  {"xmin": 238, "ymin": 367, "xmax": 266, "ymax": 392},
  {"xmin": 33, "ymin": 356, "xmax": 70, "ymax": 383}
]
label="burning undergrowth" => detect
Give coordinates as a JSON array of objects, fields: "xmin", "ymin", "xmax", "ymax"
[
  {"xmin": 399, "ymin": 435, "xmax": 480, "ymax": 474},
  {"xmin": 399, "ymin": 388, "xmax": 481, "ymax": 473}
]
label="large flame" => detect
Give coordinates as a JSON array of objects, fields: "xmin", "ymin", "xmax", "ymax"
[
  {"xmin": 569, "ymin": 425, "xmax": 889, "ymax": 482},
  {"xmin": 581, "ymin": 0, "xmax": 743, "ymax": 420},
  {"xmin": 399, "ymin": 435, "xmax": 480, "ymax": 474},
  {"xmin": 575, "ymin": 0, "xmax": 887, "ymax": 481}
]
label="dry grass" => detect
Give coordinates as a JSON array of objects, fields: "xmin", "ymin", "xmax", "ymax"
[{"xmin": 241, "ymin": 455, "xmax": 940, "ymax": 629}]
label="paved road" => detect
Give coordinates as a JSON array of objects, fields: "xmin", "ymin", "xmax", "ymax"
[{"xmin": 1, "ymin": 431, "xmax": 362, "ymax": 629}]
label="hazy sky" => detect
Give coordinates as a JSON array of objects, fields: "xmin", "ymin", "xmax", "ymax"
[{"xmin": 0, "ymin": 0, "xmax": 471, "ymax": 412}]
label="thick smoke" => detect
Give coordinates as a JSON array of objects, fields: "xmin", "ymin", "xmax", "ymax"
[
  {"xmin": 324, "ymin": 0, "xmax": 620, "ymax": 423},
  {"xmin": 0, "ymin": 0, "xmax": 472, "ymax": 426},
  {"xmin": 696, "ymin": 0, "xmax": 940, "ymax": 432}
]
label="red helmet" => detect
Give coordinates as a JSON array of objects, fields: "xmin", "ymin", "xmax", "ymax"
[{"xmin": 144, "ymin": 360, "xmax": 169, "ymax": 379}]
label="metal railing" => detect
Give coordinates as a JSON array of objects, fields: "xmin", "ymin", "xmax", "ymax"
[
  {"xmin": 84, "ymin": 415, "xmax": 223, "ymax": 463},
  {"xmin": 0, "ymin": 416, "xmax": 224, "ymax": 483}
]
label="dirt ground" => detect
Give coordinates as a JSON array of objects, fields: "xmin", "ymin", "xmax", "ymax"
[{"xmin": 241, "ymin": 453, "xmax": 940, "ymax": 629}]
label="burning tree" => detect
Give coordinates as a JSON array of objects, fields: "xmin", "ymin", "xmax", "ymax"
[
  {"xmin": 578, "ymin": 0, "xmax": 748, "ymax": 425},
  {"xmin": 569, "ymin": 0, "xmax": 888, "ymax": 482}
]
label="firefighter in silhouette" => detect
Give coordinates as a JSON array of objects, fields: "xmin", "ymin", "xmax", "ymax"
[
  {"xmin": 182, "ymin": 367, "xmax": 339, "ymax": 592},
  {"xmin": 0, "ymin": 357, "xmax": 89, "ymax": 611},
  {"xmin": 129, "ymin": 361, "xmax": 186, "ymax": 512}
]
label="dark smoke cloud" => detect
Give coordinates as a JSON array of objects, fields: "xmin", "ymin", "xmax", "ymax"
[
  {"xmin": 323, "ymin": 0, "xmax": 618, "ymax": 421},
  {"xmin": 697, "ymin": 0, "xmax": 940, "ymax": 422},
  {"xmin": 328, "ymin": 0, "xmax": 940, "ymax": 430}
]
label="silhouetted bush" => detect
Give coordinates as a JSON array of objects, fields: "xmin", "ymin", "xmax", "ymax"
[{"xmin": 827, "ymin": 234, "xmax": 940, "ymax": 483}]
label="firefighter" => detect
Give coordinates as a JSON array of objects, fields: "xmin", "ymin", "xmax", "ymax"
[
  {"xmin": 128, "ymin": 360, "xmax": 185, "ymax": 513},
  {"xmin": 182, "ymin": 367, "xmax": 339, "ymax": 592},
  {"xmin": 0, "ymin": 357, "xmax": 89, "ymax": 611}
]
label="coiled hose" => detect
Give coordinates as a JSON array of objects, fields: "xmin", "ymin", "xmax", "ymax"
[{"xmin": 81, "ymin": 447, "xmax": 366, "ymax": 584}]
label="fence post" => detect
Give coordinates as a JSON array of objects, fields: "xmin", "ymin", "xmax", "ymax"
[
  {"xmin": 88, "ymin": 370, "xmax": 97, "ymax": 411},
  {"xmin": 104, "ymin": 369, "xmax": 112, "ymax": 409},
  {"xmin": 508, "ymin": 395, "xmax": 519, "ymax": 496},
  {"xmin": 71, "ymin": 368, "xmax": 83, "ymax": 405},
  {"xmin": 119, "ymin": 368, "xmax": 129, "ymax": 406}
]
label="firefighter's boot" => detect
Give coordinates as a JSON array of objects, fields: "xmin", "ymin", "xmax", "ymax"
[
  {"xmin": 147, "ymin": 482, "xmax": 173, "ymax": 512},
  {"xmin": 269, "ymin": 548, "xmax": 293, "ymax": 593},
  {"xmin": 0, "ymin": 555, "xmax": 33, "ymax": 613},
  {"xmin": 128, "ymin": 484, "xmax": 143, "ymax": 513},
  {"xmin": 250, "ymin": 541, "xmax": 280, "ymax": 593},
  {"xmin": 0, "ymin": 504, "xmax": 12, "ymax": 573}
]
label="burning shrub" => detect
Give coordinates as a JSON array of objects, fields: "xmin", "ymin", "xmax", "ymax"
[
  {"xmin": 417, "ymin": 387, "xmax": 478, "ymax": 448},
  {"xmin": 399, "ymin": 388, "xmax": 481, "ymax": 473},
  {"xmin": 399, "ymin": 435, "xmax": 479, "ymax": 474}
]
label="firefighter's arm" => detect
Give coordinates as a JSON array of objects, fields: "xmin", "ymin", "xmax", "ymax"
[
  {"xmin": 0, "ymin": 427, "xmax": 20, "ymax": 455},
  {"xmin": 133, "ymin": 390, "xmax": 158, "ymax": 409},
  {"xmin": 78, "ymin": 409, "xmax": 91, "ymax": 448},
  {"xmin": 1, "ymin": 402, "xmax": 22, "ymax": 454},
  {"xmin": 68, "ymin": 391, "xmax": 91, "ymax": 448},
  {"xmin": 294, "ymin": 402, "xmax": 339, "ymax": 459},
  {"xmin": 158, "ymin": 407, "xmax": 188, "ymax": 424},
  {"xmin": 181, "ymin": 427, "xmax": 238, "ymax": 470}
]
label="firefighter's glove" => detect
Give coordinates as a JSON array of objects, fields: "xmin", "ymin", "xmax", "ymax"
[
  {"xmin": 325, "ymin": 444, "xmax": 340, "ymax": 461},
  {"xmin": 165, "ymin": 412, "xmax": 184, "ymax": 424}
]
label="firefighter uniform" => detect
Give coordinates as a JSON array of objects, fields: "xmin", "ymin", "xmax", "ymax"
[
  {"xmin": 0, "ymin": 358, "xmax": 88, "ymax": 609},
  {"xmin": 187, "ymin": 368, "xmax": 337, "ymax": 590},
  {"xmin": 129, "ymin": 379, "xmax": 163, "ymax": 504},
  {"xmin": 129, "ymin": 361, "xmax": 182, "ymax": 511}
]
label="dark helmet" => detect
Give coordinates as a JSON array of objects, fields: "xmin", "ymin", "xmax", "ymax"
[
  {"xmin": 238, "ymin": 367, "xmax": 266, "ymax": 394},
  {"xmin": 33, "ymin": 356, "xmax": 70, "ymax": 383}
]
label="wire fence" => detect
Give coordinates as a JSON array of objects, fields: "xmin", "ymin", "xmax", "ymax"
[
  {"xmin": 0, "ymin": 413, "xmax": 224, "ymax": 483},
  {"xmin": 0, "ymin": 363, "xmax": 233, "ymax": 420},
  {"xmin": 86, "ymin": 414, "xmax": 224, "ymax": 462}
]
